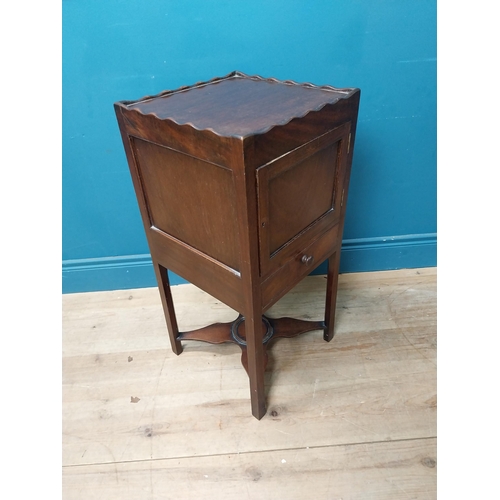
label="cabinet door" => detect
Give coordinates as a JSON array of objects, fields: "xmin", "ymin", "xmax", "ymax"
[{"xmin": 257, "ymin": 122, "xmax": 351, "ymax": 278}]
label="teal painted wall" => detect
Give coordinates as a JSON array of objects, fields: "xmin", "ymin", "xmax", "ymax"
[{"xmin": 62, "ymin": 0, "xmax": 436, "ymax": 293}]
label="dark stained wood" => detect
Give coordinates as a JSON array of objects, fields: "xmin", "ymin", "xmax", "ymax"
[
  {"xmin": 155, "ymin": 263, "xmax": 183, "ymax": 355},
  {"xmin": 324, "ymin": 249, "xmax": 341, "ymax": 342},
  {"xmin": 148, "ymin": 227, "xmax": 245, "ymax": 313},
  {"xmin": 232, "ymin": 137, "xmax": 267, "ymax": 419},
  {"xmin": 261, "ymin": 223, "xmax": 340, "ymax": 311},
  {"xmin": 268, "ymin": 144, "xmax": 337, "ymax": 252},
  {"xmin": 177, "ymin": 321, "xmax": 236, "ymax": 344},
  {"xmin": 245, "ymin": 96, "xmax": 360, "ymax": 170},
  {"xmin": 131, "ymin": 137, "xmax": 241, "ymax": 271},
  {"xmin": 120, "ymin": 107, "xmax": 238, "ymax": 168},
  {"xmin": 267, "ymin": 316, "xmax": 326, "ymax": 340},
  {"xmin": 256, "ymin": 124, "xmax": 350, "ymax": 278},
  {"xmin": 177, "ymin": 315, "xmax": 325, "ymax": 376},
  {"xmin": 114, "ymin": 71, "xmax": 360, "ymax": 419},
  {"xmin": 126, "ymin": 72, "xmax": 356, "ymax": 138}
]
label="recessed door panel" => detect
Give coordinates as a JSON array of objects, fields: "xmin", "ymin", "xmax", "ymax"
[
  {"xmin": 131, "ymin": 138, "xmax": 241, "ymax": 272},
  {"xmin": 257, "ymin": 123, "xmax": 351, "ymax": 278}
]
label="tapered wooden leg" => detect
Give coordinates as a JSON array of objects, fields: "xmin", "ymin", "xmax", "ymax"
[
  {"xmin": 155, "ymin": 263, "xmax": 183, "ymax": 355},
  {"xmin": 245, "ymin": 310, "xmax": 267, "ymax": 420},
  {"xmin": 324, "ymin": 249, "xmax": 341, "ymax": 342}
]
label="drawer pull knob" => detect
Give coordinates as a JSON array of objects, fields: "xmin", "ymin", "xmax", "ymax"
[{"xmin": 301, "ymin": 254, "xmax": 314, "ymax": 266}]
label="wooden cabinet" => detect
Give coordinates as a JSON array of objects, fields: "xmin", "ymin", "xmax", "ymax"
[{"xmin": 115, "ymin": 71, "xmax": 360, "ymax": 419}]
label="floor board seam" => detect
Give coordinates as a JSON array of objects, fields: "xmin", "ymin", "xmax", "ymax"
[{"xmin": 62, "ymin": 435, "xmax": 437, "ymax": 469}]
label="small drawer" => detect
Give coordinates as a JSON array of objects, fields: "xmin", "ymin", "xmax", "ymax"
[{"xmin": 261, "ymin": 223, "xmax": 340, "ymax": 311}]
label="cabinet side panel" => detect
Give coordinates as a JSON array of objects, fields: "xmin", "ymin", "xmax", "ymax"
[{"xmin": 131, "ymin": 138, "xmax": 241, "ymax": 272}]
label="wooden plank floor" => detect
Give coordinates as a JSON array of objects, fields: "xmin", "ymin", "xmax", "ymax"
[{"xmin": 62, "ymin": 267, "xmax": 437, "ymax": 499}]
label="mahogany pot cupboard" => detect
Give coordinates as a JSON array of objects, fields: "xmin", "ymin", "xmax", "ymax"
[{"xmin": 115, "ymin": 72, "xmax": 360, "ymax": 419}]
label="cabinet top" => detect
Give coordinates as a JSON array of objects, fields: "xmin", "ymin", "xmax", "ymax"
[{"xmin": 116, "ymin": 71, "xmax": 359, "ymax": 138}]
